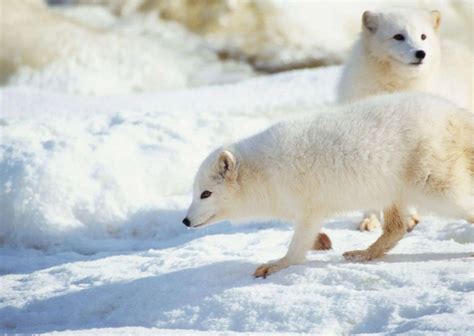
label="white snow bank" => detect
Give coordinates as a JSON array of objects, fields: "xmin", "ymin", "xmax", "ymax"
[
  {"xmin": 1, "ymin": 1, "xmax": 254, "ymax": 95},
  {"xmin": 0, "ymin": 66, "xmax": 339, "ymax": 251}
]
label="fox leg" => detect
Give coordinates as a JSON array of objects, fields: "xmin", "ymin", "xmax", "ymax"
[
  {"xmin": 254, "ymin": 217, "xmax": 323, "ymax": 278},
  {"xmin": 344, "ymin": 203, "xmax": 407, "ymax": 261}
]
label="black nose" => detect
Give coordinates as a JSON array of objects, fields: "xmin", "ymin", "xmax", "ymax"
[
  {"xmin": 182, "ymin": 218, "xmax": 191, "ymax": 227},
  {"xmin": 415, "ymin": 50, "xmax": 426, "ymax": 59}
]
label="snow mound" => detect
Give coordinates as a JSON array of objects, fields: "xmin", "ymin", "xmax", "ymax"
[
  {"xmin": 0, "ymin": 66, "xmax": 339, "ymax": 251},
  {"xmin": 1, "ymin": 1, "xmax": 254, "ymax": 95}
]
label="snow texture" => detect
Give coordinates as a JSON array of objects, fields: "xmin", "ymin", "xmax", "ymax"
[{"xmin": 1, "ymin": 66, "xmax": 473, "ymax": 334}]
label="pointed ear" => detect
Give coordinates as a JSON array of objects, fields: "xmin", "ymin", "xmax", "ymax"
[
  {"xmin": 217, "ymin": 150, "xmax": 237, "ymax": 182},
  {"xmin": 431, "ymin": 10, "xmax": 441, "ymax": 31},
  {"xmin": 362, "ymin": 11, "xmax": 378, "ymax": 33}
]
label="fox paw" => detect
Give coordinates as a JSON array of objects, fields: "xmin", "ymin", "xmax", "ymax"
[
  {"xmin": 313, "ymin": 232, "xmax": 332, "ymax": 250},
  {"xmin": 343, "ymin": 249, "xmax": 374, "ymax": 262},
  {"xmin": 254, "ymin": 259, "xmax": 291, "ymax": 278},
  {"xmin": 358, "ymin": 214, "xmax": 381, "ymax": 231},
  {"xmin": 406, "ymin": 214, "xmax": 420, "ymax": 232}
]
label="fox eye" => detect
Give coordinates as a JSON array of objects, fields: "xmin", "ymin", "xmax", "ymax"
[
  {"xmin": 200, "ymin": 190, "xmax": 212, "ymax": 199},
  {"xmin": 421, "ymin": 34, "xmax": 427, "ymax": 40},
  {"xmin": 393, "ymin": 34, "xmax": 405, "ymax": 41}
]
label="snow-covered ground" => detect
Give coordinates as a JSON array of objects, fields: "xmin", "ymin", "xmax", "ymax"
[{"xmin": 1, "ymin": 66, "xmax": 473, "ymax": 334}]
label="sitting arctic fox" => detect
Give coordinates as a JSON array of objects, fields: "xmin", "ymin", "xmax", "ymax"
[
  {"xmin": 183, "ymin": 93, "xmax": 473, "ymax": 277},
  {"xmin": 338, "ymin": 7, "xmax": 473, "ymax": 107},
  {"xmin": 338, "ymin": 7, "xmax": 474, "ymax": 231}
]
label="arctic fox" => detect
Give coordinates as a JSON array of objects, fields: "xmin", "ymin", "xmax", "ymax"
[
  {"xmin": 338, "ymin": 7, "xmax": 473, "ymax": 231},
  {"xmin": 183, "ymin": 92, "xmax": 473, "ymax": 277},
  {"xmin": 338, "ymin": 7, "xmax": 473, "ymax": 108}
]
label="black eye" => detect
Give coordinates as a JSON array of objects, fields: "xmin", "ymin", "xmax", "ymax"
[
  {"xmin": 200, "ymin": 190, "xmax": 212, "ymax": 199},
  {"xmin": 393, "ymin": 34, "xmax": 405, "ymax": 41},
  {"xmin": 421, "ymin": 34, "xmax": 427, "ymax": 40}
]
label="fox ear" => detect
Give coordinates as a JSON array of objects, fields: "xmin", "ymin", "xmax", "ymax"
[
  {"xmin": 362, "ymin": 11, "xmax": 378, "ymax": 33},
  {"xmin": 431, "ymin": 10, "xmax": 441, "ymax": 31},
  {"xmin": 217, "ymin": 150, "xmax": 237, "ymax": 182}
]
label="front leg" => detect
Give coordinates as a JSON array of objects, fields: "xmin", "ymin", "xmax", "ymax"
[
  {"xmin": 344, "ymin": 204, "xmax": 406, "ymax": 261},
  {"xmin": 254, "ymin": 217, "xmax": 323, "ymax": 278}
]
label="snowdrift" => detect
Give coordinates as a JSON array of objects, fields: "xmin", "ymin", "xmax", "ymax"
[
  {"xmin": 1, "ymin": 0, "xmax": 254, "ymax": 95},
  {"xmin": 0, "ymin": 66, "xmax": 338, "ymax": 251}
]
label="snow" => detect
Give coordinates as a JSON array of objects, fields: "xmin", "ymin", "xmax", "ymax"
[
  {"xmin": 1, "ymin": 65, "xmax": 473, "ymax": 334},
  {"xmin": 2, "ymin": 1, "xmax": 254, "ymax": 95},
  {"xmin": 1, "ymin": 218, "xmax": 473, "ymax": 334},
  {"xmin": 0, "ymin": 66, "xmax": 337, "ymax": 251}
]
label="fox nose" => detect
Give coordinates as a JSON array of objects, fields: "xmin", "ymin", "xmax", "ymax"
[
  {"xmin": 182, "ymin": 218, "xmax": 191, "ymax": 227},
  {"xmin": 415, "ymin": 50, "xmax": 426, "ymax": 60}
]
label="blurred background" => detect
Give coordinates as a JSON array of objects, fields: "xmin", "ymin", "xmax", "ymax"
[{"xmin": 1, "ymin": 0, "xmax": 473, "ymax": 95}]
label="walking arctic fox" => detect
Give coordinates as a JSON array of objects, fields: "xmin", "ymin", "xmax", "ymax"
[
  {"xmin": 183, "ymin": 92, "xmax": 473, "ymax": 278},
  {"xmin": 338, "ymin": 7, "xmax": 474, "ymax": 231}
]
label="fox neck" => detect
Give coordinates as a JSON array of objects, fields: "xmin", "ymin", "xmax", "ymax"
[
  {"xmin": 232, "ymin": 156, "xmax": 291, "ymax": 221},
  {"xmin": 365, "ymin": 51, "xmax": 440, "ymax": 94}
]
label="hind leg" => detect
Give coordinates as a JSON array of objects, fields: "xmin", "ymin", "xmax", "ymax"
[
  {"xmin": 344, "ymin": 203, "xmax": 407, "ymax": 261},
  {"xmin": 433, "ymin": 194, "xmax": 474, "ymax": 224},
  {"xmin": 358, "ymin": 210, "xmax": 382, "ymax": 231},
  {"xmin": 459, "ymin": 199, "xmax": 474, "ymax": 224},
  {"xmin": 457, "ymin": 201, "xmax": 474, "ymax": 224},
  {"xmin": 359, "ymin": 209, "xmax": 419, "ymax": 232},
  {"xmin": 458, "ymin": 195, "xmax": 474, "ymax": 223},
  {"xmin": 406, "ymin": 207, "xmax": 420, "ymax": 232}
]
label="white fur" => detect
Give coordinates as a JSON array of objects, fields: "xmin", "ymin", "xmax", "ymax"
[
  {"xmin": 338, "ymin": 7, "xmax": 473, "ymax": 231},
  {"xmin": 185, "ymin": 92, "xmax": 473, "ymax": 276},
  {"xmin": 338, "ymin": 7, "xmax": 473, "ymax": 109}
]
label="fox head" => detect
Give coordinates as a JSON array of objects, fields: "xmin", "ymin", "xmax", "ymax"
[
  {"xmin": 183, "ymin": 150, "xmax": 243, "ymax": 228},
  {"xmin": 361, "ymin": 8, "xmax": 441, "ymax": 73}
]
